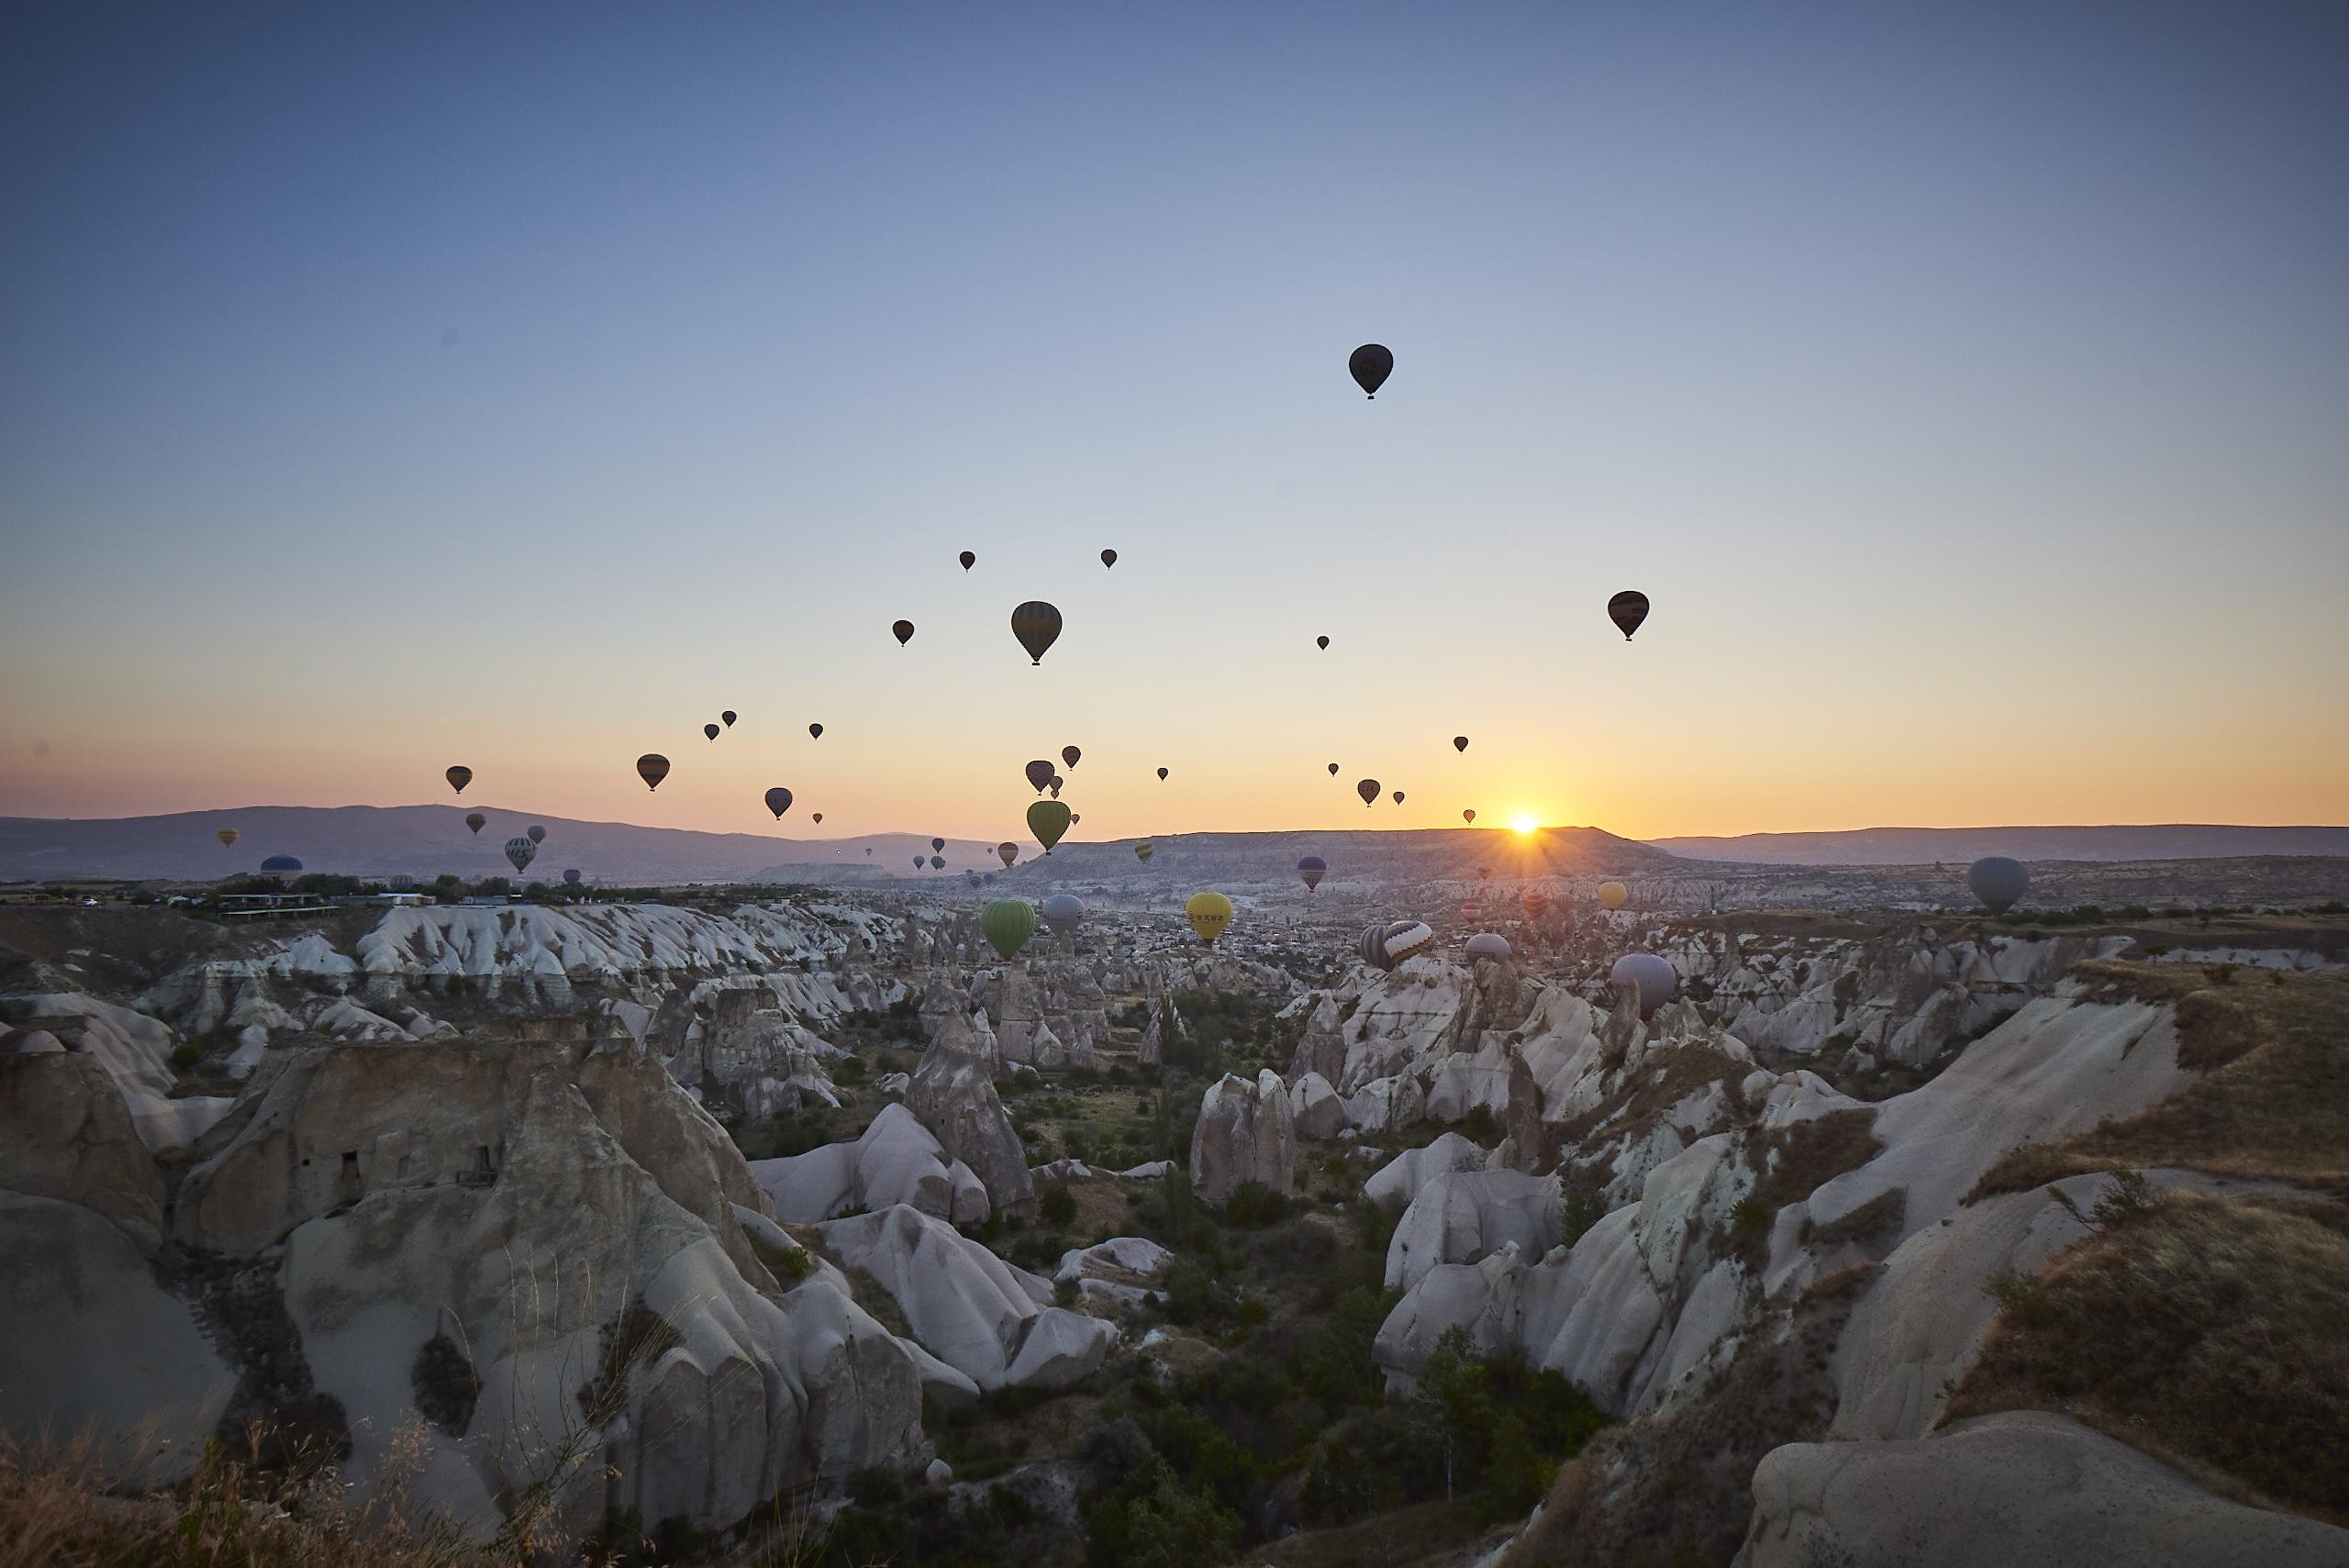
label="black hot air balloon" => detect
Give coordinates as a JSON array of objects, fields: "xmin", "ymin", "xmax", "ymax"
[
  {"xmin": 931, "ymin": 838, "xmax": 945, "ymax": 853},
  {"xmin": 893, "ymin": 619, "xmax": 915, "ymax": 646},
  {"xmin": 1061, "ymin": 745, "xmax": 1081, "ymax": 771},
  {"xmin": 1349, "ymin": 343, "xmax": 1393, "ymax": 398},
  {"xmin": 1049, "ymin": 773, "xmax": 1063, "ymax": 797},
  {"xmin": 1025, "ymin": 760, "xmax": 1055, "ymax": 795},
  {"xmin": 465, "ymin": 812, "xmax": 486, "ymax": 835},
  {"xmin": 959, "ymin": 550, "xmax": 975, "ymax": 571},
  {"xmin": 812, "ymin": 812, "xmax": 822, "ymax": 823},
  {"xmin": 764, "ymin": 787, "xmax": 793, "ymax": 819},
  {"xmin": 1608, "ymin": 591, "xmax": 1649, "ymax": 641},
  {"xmin": 446, "ymin": 765, "xmax": 472, "ymax": 795},
  {"xmin": 721, "ymin": 711, "xmax": 737, "ymax": 728},
  {"xmin": 1100, "ymin": 549, "xmax": 1117, "ymax": 569},
  {"xmin": 1316, "ymin": 635, "xmax": 1329, "ymax": 651},
  {"xmin": 809, "ymin": 723, "xmax": 823, "ymax": 740},
  {"xmin": 637, "ymin": 754, "xmax": 670, "ymax": 790},
  {"xmin": 1356, "ymin": 779, "xmax": 1379, "ymax": 806},
  {"xmin": 912, "ymin": 854, "xmax": 923, "ymax": 868},
  {"xmin": 1453, "ymin": 736, "xmax": 1468, "ymax": 752},
  {"xmin": 930, "ymin": 854, "xmax": 944, "ymax": 870},
  {"xmin": 705, "ymin": 723, "xmax": 720, "ymax": 741},
  {"xmin": 1297, "ymin": 855, "xmax": 1326, "ymax": 892},
  {"xmin": 563, "ymin": 868, "xmax": 581, "ymax": 885},
  {"xmin": 1393, "ymin": 791, "xmax": 1406, "ymax": 805},
  {"xmin": 1010, "ymin": 601, "xmax": 1063, "ymax": 665},
  {"xmin": 527, "ymin": 824, "xmax": 546, "ymax": 845},
  {"xmin": 1156, "ymin": 767, "xmax": 1168, "ymax": 781},
  {"xmin": 1328, "ymin": 762, "xmax": 1340, "ymax": 775}
]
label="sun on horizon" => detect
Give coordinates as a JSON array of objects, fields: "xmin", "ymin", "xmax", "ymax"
[{"xmin": 1510, "ymin": 813, "xmax": 1539, "ymax": 836}]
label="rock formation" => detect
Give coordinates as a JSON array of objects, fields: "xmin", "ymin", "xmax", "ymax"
[
  {"xmin": 905, "ymin": 983, "xmax": 1035, "ymax": 1219},
  {"xmin": 1188, "ymin": 1069, "xmax": 1296, "ymax": 1206}
]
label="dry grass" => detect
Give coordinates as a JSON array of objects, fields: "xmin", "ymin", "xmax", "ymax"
[
  {"xmin": 1971, "ymin": 962, "xmax": 2349, "ymax": 1200},
  {"xmin": 1946, "ymin": 1190, "xmax": 2349, "ymax": 1521},
  {"xmin": 1243, "ymin": 1496, "xmax": 1505, "ymax": 1567}
]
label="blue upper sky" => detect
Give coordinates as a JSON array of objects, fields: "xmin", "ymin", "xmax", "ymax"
[{"xmin": 4, "ymin": 2, "xmax": 2344, "ymax": 840}]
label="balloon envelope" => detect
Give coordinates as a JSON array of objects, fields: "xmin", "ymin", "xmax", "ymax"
[
  {"xmin": 445, "ymin": 765, "xmax": 472, "ymax": 795},
  {"xmin": 638, "ymin": 754, "xmax": 670, "ymax": 790},
  {"xmin": 526, "ymin": 824, "xmax": 546, "ymax": 844},
  {"xmin": 1607, "ymin": 591, "xmax": 1650, "ymax": 640},
  {"xmin": 980, "ymin": 899, "xmax": 1038, "ymax": 960},
  {"xmin": 764, "ymin": 787, "xmax": 794, "ymax": 818},
  {"xmin": 930, "ymin": 854, "xmax": 944, "ymax": 870},
  {"xmin": 1967, "ymin": 856, "xmax": 2031, "ymax": 911},
  {"xmin": 1316, "ymin": 636, "xmax": 1329, "ymax": 650},
  {"xmin": 1010, "ymin": 600, "xmax": 1063, "ymax": 664},
  {"xmin": 705, "ymin": 723, "xmax": 720, "ymax": 740},
  {"xmin": 1610, "ymin": 953, "xmax": 1677, "ymax": 1018},
  {"xmin": 1134, "ymin": 840, "xmax": 1153, "ymax": 862},
  {"xmin": 562, "ymin": 868, "xmax": 581, "ymax": 884},
  {"xmin": 1597, "ymin": 881, "xmax": 1629, "ymax": 911},
  {"xmin": 1027, "ymin": 799, "xmax": 1073, "ymax": 851},
  {"xmin": 1297, "ymin": 854, "xmax": 1326, "ymax": 892},
  {"xmin": 1186, "ymin": 892, "xmax": 1234, "ymax": 944},
  {"xmin": 959, "ymin": 550, "xmax": 975, "ymax": 571},
  {"xmin": 261, "ymin": 854, "xmax": 303, "ymax": 873},
  {"xmin": 1041, "ymin": 893, "xmax": 1085, "ymax": 931},
  {"xmin": 812, "ymin": 813, "xmax": 822, "ymax": 824},
  {"xmin": 1329, "ymin": 762, "xmax": 1340, "ymax": 775},
  {"xmin": 1026, "ymin": 760, "xmax": 1055, "ymax": 794},
  {"xmin": 465, "ymin": 812, "xmax": 486, "ymax": 834},
  {"xmin": 931, "ymin": 838, "xmax": 946, "ymax": 853},
  {"xmin": 1453, "ymin": 736, "xmax": 1468, "ymax": 752},
  {"xmin": 1465, "ymin": 932, "xmax": 1512, "ymax": 962},
  {"xmin": 1061, "ymin": 745, "xmax": 1081, "ymax": 771},
  {"xmin": 892, "ymin": 619, "xmax": 915, "ymax": 646},
  {"xmin": 1156, "ymin": 767, "xmax": 1168, "ymax": 781},
  {"xmin": 809, "ymin": 723, "xmax": 823, "ymax": 740},
  {"xmin": 1099, "ymin": 549, "xmax": 1117, "ymax": 568},
  {"xmin": 997, "ymin": 841, "xmax": 1018, "ymax": 867},
  {"xmin": 217, "ymin": 828, "xmax": 239, "ymax": 848},
  {"xmin": 1349, "ymin": 342, "xmax": 1393, "ymax": 397},
  {"xmin": 1356, "ymin": 779, "xmax": 1379, "ymax": 806},
  {"xmin": 1393, "ymin": 791, "xmax": 1405, "ymax": 805},
  {"xmin": 1360, "ymin": 919, "xmax": 1434, "ymax": 971},
  {"xmin": 721, "ymin": 711, "xmax": 737, "ymax": 728},
  {"xmin": 504, "ymin": 837, "xmax": 538, "ymax": 874},
  {"xmin": 1463, "ymin": 809, "xmax": 1476, "ymax": 824}
]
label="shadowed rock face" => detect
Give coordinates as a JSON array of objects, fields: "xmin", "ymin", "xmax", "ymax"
[
  {"xmin": 0, "ymin": 1047, "xmax": 166, "ymax": 1251},
  {"xmin": 906, "ymin": 981, "xmax": 1035, "ymax": 1220},
  {"xmin": 1739, "ymin": 1410, "xmax": 2349, "ymax": 1568},
  {"xmin": 1189, "ymin": 1069, "xmax": 1296, "ymax": 1206}
]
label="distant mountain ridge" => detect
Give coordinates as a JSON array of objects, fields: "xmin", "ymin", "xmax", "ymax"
[{"xmin": 1652, "ymin": 824, "xmax": 2349, "ymax": 865}]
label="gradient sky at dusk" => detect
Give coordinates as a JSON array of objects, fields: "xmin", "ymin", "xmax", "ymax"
[{"xmin": 4, "ymin": 2, "xmax": 2345, "ymax": 844}]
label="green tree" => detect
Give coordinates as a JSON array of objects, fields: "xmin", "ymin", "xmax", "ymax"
[
  {"xmin": 1412, "ymin": 1327, "xmax": 1492, "ymax": 1503},
  {"xmin": 1085, "ymin": 1455, "xmax": 1242, "ymax": 1568}
]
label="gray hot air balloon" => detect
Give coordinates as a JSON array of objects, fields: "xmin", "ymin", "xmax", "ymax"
[
  {"xmin": 1359, "ymin": 919, "xmax": 1435, "ymax": 972},
  {"xmin": 504, "ymin": 837, "xmax": 538, "ymax": 875},
  {"xmin": 562, "ymin": 868, "xmax": 581, "ymax": 885},
  {"xmin": 931, "ymin": 837, "xmax": 946, "ymax": 853},
  {"xmin": 1464, "ymin": 932, "xmax": 1512, "ymax": 963},
  {"xmin": 930, "ymin": 854, "xmax": 945, "ymax": 870},
  {"xmin": 1041, "ymin": 893, "xmax": 1085, "ymax": 932},
  {"xmin": 1966, "ymin": 856, "xmax": 2031, "ymax": 912},
  {"xmin": 1609, "ymin": 953, "xmax": 1677, "ymax": 1018},
  {"xmin": 526, "ymin": 824, "xmax": 546, "ymax": 845}
]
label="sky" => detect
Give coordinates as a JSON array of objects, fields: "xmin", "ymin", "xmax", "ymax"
[{"xmin": 3, "ymin": 1, "xmax": 2345, "ymax": 845}]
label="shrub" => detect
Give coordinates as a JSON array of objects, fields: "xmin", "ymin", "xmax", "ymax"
[
  {"xmin": 170, "ymin": 1042, "xmax": 202, "ymax": 1071},
  {"xmin": 1039, "ymin": 1182, "xmax": 1078, "ymax": 1227},
  {"xmin": 2089, "ymin": 1166, "xmax": 2154, "ymax": 1229},
  {"xmin": 1221, "ymin": 1179, "xmax": 1286, "ymax": 1228}
]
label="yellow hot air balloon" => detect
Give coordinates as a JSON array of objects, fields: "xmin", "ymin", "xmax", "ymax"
[
  {"xmin": 217, "ymin": 828, "xmax": 239, "ymax": 849},
  {"xmin": 1598, "ymin": 881, "xmax": 1629, "ymax": 911},
  {"xmin": 1186, "ymin": 891, "xmax": 1233, "ymax": 944}
]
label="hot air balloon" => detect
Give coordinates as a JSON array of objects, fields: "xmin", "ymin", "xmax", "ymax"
[
  {"xmin": 1329, "ymin": 762, "xmax": 1341, "ymax": 775},
  {"xmin": 1597, "ymin": 881, "xmax": 1629, "ymax": 911},
  {"xmin": 1356, "ymin": 779, "xmax": 1379, "ymax": 806},
  {"xmin": 1463, "ymin": 809, "xmax": 1476, "ymax": 825},
  {"xmin": 1041, "ymin": 893, "xmax": 1085, "ymax": 932},
  {"xmin": 1316, "ymin": 635, "xmax": 1329, "ymax": 651},
  {"xmin": 809, "ymin": 723, "xmax": 823, "ymax": 740},
  {"xmin": 1156, "ymin": 767, "xmax": 1168, "ymax": 781},
  {"xmin": 1524, "ymin": 888, "xmax": 1553, "ymax": 922},
  {"xmin": 997, "ymin": 842, "xmax": 1018, "ymax": 867},
  {"xmin": 217, "ymin": 828, "xmax": 239, "ymax": 848},
  {"xmin": 1359, "ymin": 919, "xmax": 1434, "ymax": 971},
  {"xmin": 812, "ymin": 813, "xmax": 823, "ymax": 824},
  {"xmin": 705, "ymin": 723, "xmax": 720, "ymax": 741},
  {"xmin": 1393, "ymin": 791, "xmax": 1405, "ymax": 805},
  {"xmin": 930, "ymin": 838, "xmax": 945, "ymax": 854},
  {"xmin": 261, "ymin": 854, "xmax": 303, "ymax": 873},
  {"xmin": 465, "ymin": 812, "xmax": 486, "ymax": 835},
  {"xmin": 562, "ymin": 868, "xmax": 582, "ymax": 885},
  {"xmin": 527, "ymin": 824, "xmax": 546, "ymax": 845},
  {"xmin": 1291, "ymin": 854, "xmax": 1328, "ymax": 895},
  {"xmin": 1099, "ymin": 549, "xmax": 1117, "ymax": 569},
  {"xmin": 1071, "ymin": 814, "xmax": 1081, "ymax": 825},
  {"xmin": 893, "ymin": 619, "xmax": 915, "ymax": 645},
  {"xmin": 446, "ymin": 765, "xmax": 472, "ymax": 795},
  {"xmin": 1453, "ymin": 736, "xmax": 1468, "ymax": 753},
  {"xmin": 984, "ymin": 872, "xmax": 996, "ymax": 884},
  {"xmin": 959, "ymin": 550, "xmax": 975, "ymax": 571},
  {"xmin": 1028, "ymin": 799, "xmax": 1072, "ymax": 852},
  {"xmin": 1465, "ymin": 932, "xmax": 1511, "ymax": 963},
  {"xmin": 1061, "ymin": 745, "xmax": 1081, "ymax": 771},
  {"xmin": 864, "ymin": 847, "xmax": 872, "ymax": 855},
  {"xmin": 1025, "ymin": 761, "xmax": 1054, "ymax": 795},
  {"xmin": 1609, "ymin": 953, "xmax": 1677, "ymax": 1018},
  {"xmin": 912, "ymin": 855, "xmax": 924, "ymax": 869},
  {"xmin": 1607, "ymin": 591, "xmax": 1649, "ymax": 641},
  {"xmin": 930, "ymin": 854, "xmax": 945, "ymax": 870},
  {"xmin": 1134, "ymin": 840, "xmax": 1153, "ymax": 862},
  {"xmin": 1049, "ymin": 774, "xmax": 1064, "ymax": 797},
  {"xmin": 1967, "ymin": 856, "xmax": 2031, "ymax": 912},
  {"xmin": 764, "ymin": 787, "xmax": 794, "ymax": 818},
  {"xmin": 1349, "ymin": 343, "xmax": 1393, "ymax": 398},
  {"xmin": 637, "ymin": 754, "xmax": 670, "ymax": 791},
  {"xmin": 965, "ymin": 870, "xmax": 983, "ymax": 888},
  {"xmin": 981, "ymin": 899, "xmax": 1038, "ymax": 960},
  {"xmin": 721, "ymin": 711, "xmax": 738, "ymax": 728},
  {"xmin": 1011, "ymin": 601, "xmax": 1063, "ymax": 665},
  {"xmin": 504, "ymin": 837, "xmax": 537, "ymax": 875},
  {"xmin": 1186, "ymin": 892, "xmax": 1234, "ymax": 944}
]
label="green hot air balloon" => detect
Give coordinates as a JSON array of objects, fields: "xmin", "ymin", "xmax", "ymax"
[
  {"xmin": 1010, "ymin": 601, "xmax": 1063, "ymax": 665},
  {"xmin": 1028, "ymin": 799, "xmax": 1072, "ymax": 853},
  {"xmin": 981, "ymin": 898, "xmax": 1038, "ymax": 960},
  {"xmin": 1134, "ymin": 840, "xmax": 1153, "ymax": 862}
]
